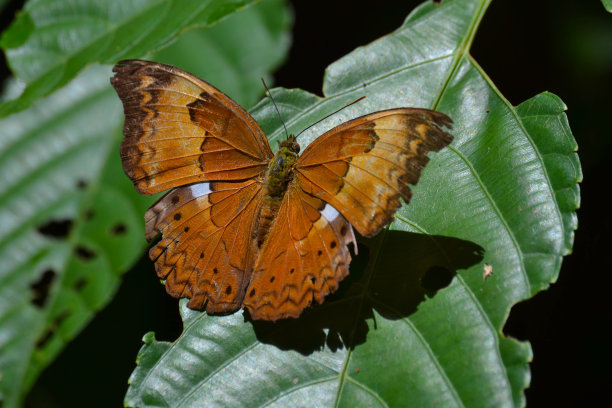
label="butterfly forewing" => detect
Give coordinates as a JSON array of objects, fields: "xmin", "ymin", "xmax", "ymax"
[
  {"xmin": 111, "ymin": 60, "xmax": 273, "ymax": 195},
  {"xmin": 296, "ymin": 108, "xmax": 453, "ymax": 237}
]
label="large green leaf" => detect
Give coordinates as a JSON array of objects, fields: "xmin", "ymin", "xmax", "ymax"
[
  {"xmin": 0, "ymin": 0, "xmax": 258, "ymax": 117},
  {"xmin": 153, "ymin": 0, "xmax": 291, "ymax": 108},
  {"xmin": 603, "ymin": 0, "xmax": 612, "ymax": 12},
  {"xmin": 125, "ymin": 0, "xmax": 581, "ymax": 407},
  {"xmin": 0, "ymin": 1, "xmax": 291, "ymax": 406}
]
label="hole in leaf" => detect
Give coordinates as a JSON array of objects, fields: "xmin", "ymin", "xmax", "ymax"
[
  {"xmin": 75, "ymin": 246, "xmax": 96, "ymax": 261},
  {"xmin": 30, "ymin": 269, "xmax": 56, "ymax": 308},
  {"xmin": 226, "ymin": 286, "xmax": 232, "ymax": 295},
  {"xmin": 111, "ymin": 223, "xmax": 126, "ymax": 235},
  {"xmin": 76, "ymin": 179, "xmax": 88, "ymax": 190},
  {"xmin": 84, "ymin": 209, "xmax": 95, "ymax": 220},
  {"xmin": 37, "ymin": 219, "xmax": 73, "ymax": 239},
  {"xmin": 35, "ymin": 310, "xmax": 71, "ymax": 349},
  {"xmin": 74, "ymin": 278, "xmax": 87, "ymax": 291},
  {"xmin": 36, "ymin": 330, "xmax": 54, "ymax": 349}
]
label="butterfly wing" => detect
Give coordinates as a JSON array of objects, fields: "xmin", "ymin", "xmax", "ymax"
[
  {"xmin": 147, "ymin": 180, "xmax": 263, "ymax": 314},
  {"xmin": 296, "ymin": 108, "xmax": 453, "ymax": 237},
  {"xmin": 244, "ymin": 180, "xmax": 357, "ymax": 321},
  {"xmin": 111, "ymin": 59, "xmax": 273, "ymax": 195}
]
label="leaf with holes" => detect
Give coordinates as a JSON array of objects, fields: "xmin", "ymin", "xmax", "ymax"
[
  {"xmin": 125, "ymin": 0, "xmax": 581, "ymax": 407},
  {"xmin": 0, "ymin": 0, "xmax": 259, "ymax": 117},
  {"xmin": 0, "ymin": 1, "xmax": 291, "ymax": 406}
]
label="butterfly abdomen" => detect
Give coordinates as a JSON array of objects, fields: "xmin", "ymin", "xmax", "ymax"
[{"xmin": 254, "ymin": 198, "xmax": 280, "ymax": 249}]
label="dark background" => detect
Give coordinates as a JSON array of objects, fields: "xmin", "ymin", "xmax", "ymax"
[{"xmin": 1, "ymin": 0, "xmax": 609, "ymax": 406}]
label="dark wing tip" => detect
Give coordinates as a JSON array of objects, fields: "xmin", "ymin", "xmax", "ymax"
[
  {"xmin": 113, "ymin": 59, "xmax": 147, "ymax": 71},
  {"xmin": 424, "ymin": 110, "xmax": 454, "ymax": 150},
  {"xmin": 432, "ymin": 110, "xmax": 454, "ymax": 130}
]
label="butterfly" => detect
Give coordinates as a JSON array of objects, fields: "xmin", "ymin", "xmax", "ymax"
[{"xmin": 111, "ymin": 60, "xmax": 453, "ymax": 321}]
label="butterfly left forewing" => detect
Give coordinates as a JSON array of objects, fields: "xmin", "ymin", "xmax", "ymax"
[
  {"xmin": 244, "ymin": 181, "xmax": 357, "ymax": 321},
  {"xmin": 111, "ymin": 60, "xmax": 273, "ymax": 195},
  {"xmin": 296, "ymin": 108, "xmax": 453, "ymax": 237}
]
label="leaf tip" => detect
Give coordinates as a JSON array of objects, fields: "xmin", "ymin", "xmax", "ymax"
[{"xmin": 142, "ymin": 331, "xmax": 157, "ymax": 345}]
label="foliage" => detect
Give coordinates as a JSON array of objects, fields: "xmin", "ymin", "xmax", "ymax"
[
  {"xmin": 0, "ymin": 1, "xmax": 291, "ymax": 406},
  {"xmin": 125, "ymin": 0, "xmax": 581, "ymax": 407},
  {"xmin": 0, "ymin": 0, "xmax": 582, "ymax": 406}
]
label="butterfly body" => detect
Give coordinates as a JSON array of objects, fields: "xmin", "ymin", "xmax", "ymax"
[{"xmin": 111, "ymin": 60, "xmax": 453, "ymax": 321}]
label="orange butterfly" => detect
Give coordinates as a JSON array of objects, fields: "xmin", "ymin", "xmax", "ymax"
[{"xmin": 111, "ymin": 60, "xmax": 453, "ymax": 321}]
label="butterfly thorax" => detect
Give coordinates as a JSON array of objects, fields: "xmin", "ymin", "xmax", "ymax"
[{"xmin": 264, "ymin": 136, "xmax": 300, "ymax": 199}]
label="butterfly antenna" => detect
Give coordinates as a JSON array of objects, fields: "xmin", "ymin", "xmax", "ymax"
[
  {"xmin": 295, "ymin": 96, "xmax": 366, "ymax": 139},
  {"xmin": 261, "ymin": 78, "xmax": 290, "ymax": 139}
]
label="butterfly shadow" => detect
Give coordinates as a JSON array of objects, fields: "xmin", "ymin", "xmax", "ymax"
[{"xmin": 246, "ymin": 230, "xmax": 484, "ymax": 355}]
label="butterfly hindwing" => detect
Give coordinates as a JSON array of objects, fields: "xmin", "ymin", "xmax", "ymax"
[
  {"xmin": 296, "ymin": 108, "xmax": 453, "ymax": 237},
  {"xmin": 111, "ymin": 60, "xmax": 273, "ymax": 195},
  {"xmin": 244, "ymin": 181, "xmax": 357, "ymax": 321},
  {"xmin": 147, "ymin": 180, "xmax": 263, "ymax": 314}
]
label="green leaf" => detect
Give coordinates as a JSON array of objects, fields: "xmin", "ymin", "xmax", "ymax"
[
  {"xmin": 125, "ymin": 0, "xmax": 581, "ymax": 407},
  {"xmin": 603, "ymin": 0, "xmax": 612, "ymax": 12},
  {"xmin": 0, "ymin": 65, "xmax": 128, "ymax": 408},
  {"xmin": 153, "ymin": 0, "xmax": 291, "ymax": 108},
  {"xmin": 0, "ymin": 0, "xmax": 258, "ymax": 117},
  {"xmin": 0, "ymin": 1, "xmax": 291, "ymax": 406}
]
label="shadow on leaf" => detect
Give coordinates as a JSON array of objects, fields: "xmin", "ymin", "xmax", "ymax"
[{"xmin": 248, "ymin": 230, "xmax": 484, "ymax": 355}]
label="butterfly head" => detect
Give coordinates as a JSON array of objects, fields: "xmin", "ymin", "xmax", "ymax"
[{"xmin": 278, "ymin": 134, "xmax": 300, "ymax": 154}]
